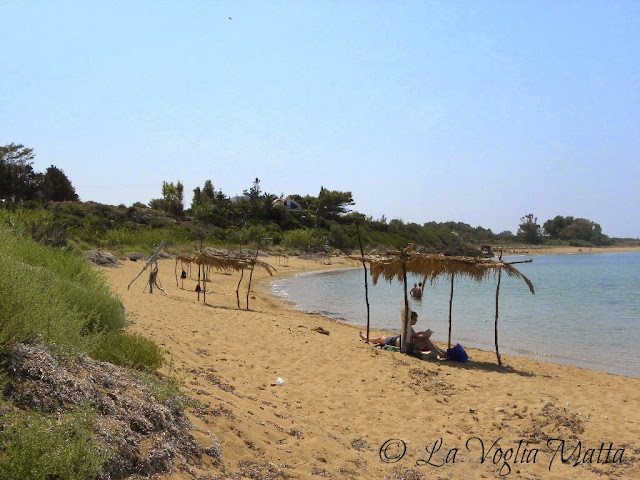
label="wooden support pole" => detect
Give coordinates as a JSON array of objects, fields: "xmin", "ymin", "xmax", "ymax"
[
  {"xmin": 246, "ymin": 248, "xmax": 260, "ymax": 310},
  {"xmin": 400, "ymin": 259, "xmax": 411, "ymax": 354},
  {"xmin": 203, "ymin": 266, "xmax": 207, "ymax": 304},
  {"xmin": 494, "ymin": 250, "xmax": 505, "ymax": 365},
  {"xmin": 355, "ymin": 223, "xmax": 371, "ymax": 343},
  {"xmin": 197, "ymin": 264, "xmax": 201, "ymax": 302},
  {"xmin": 495, "ymin": 268, "xmax": 503, "ymax": 366},
  {"xmin": 448, "ymin": 274, "xmax": 454, "ymax": 350}
]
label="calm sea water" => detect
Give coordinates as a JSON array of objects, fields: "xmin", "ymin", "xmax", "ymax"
[{"xmin": 271, "ymin": 252, "xmax": 640, "ymax": 378}]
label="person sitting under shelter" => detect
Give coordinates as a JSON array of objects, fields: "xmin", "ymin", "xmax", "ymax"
[{"xmin": 359, "ymin": 310, "xmax": 447, "ymax": 358}]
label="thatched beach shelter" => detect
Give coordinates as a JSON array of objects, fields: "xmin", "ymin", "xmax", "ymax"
[
  {"xmin": 175, "ymin": 248, "xmax": 276, "ymax": 309},
  {"xmin": 350, "ymin": 245, "xmax": 535, "ymax": 364}
]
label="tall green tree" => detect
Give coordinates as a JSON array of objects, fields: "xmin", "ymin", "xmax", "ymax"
[
  {"xmin": 562, "ymin": 218, "xmax": 599, "ymax": 242},
  {"xmin": 0, "ymin": 143, "xmax": 41, "ymax": 201},
  {"xmin": 202, "ymin": 180, "xmax": 215, "ymax": 202},
  {"xmin": 191, "ymin": 186, "xmax": 203, "ymax": 209},
  {"xmin": 316, "ymin": 186, "xmax": 355, "ymax": 220},
  {"xmin": 247, "ymin": 178, "xmax": 262, "ymax": 218},
  {"xmin": 262, "ymin": 192, "xmax": 279, "ymax": 220},
  {"xmin": 517, "ymin": 214, "xmax": 542, "ymax": 244},
  {"xmin": 543, "ymin": 215, "xmax": 573, "ymax": 239},
  {"xmin": 543, "ymin": 215, "xmax": 610, "ymax": 245},
  {"xmin": 41, "ymin": 165, "xmax": 79, "ymax": 202},
  {"xmin": 164, "ymin": 181, "xmax": 184, "ymax": 216},
  {"xmin": 190, "ymin": 180, "xmax": 231, "ymax": 225},
  {"xmin": 289, "ymin": 194, "xmax": 317, "ymax": 211},
  {"xmin": 150, "ymin": 181, "xmax": 184, "ymax": 215}
]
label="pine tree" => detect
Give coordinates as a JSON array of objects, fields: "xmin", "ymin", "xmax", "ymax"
[{"xmin": 41, "ymin": 165, "xmax": 79, "ymax": 202}]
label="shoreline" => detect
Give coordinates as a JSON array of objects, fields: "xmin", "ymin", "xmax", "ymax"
[
  {"xmin": 103, "ymin": 255, "xmax": 639, "ymax": 479},
  {"xmin": 267, "ymin": 253, "xmax": 639, "ymax": 379},
  {"xmin": 493, "ymin": 245, "xmax": 640, "ymax": 255}
]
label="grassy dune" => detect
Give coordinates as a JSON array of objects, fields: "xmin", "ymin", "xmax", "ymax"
[{"xmin": 0, "ymin": 225, "xmax": 166, "ymax": 479}]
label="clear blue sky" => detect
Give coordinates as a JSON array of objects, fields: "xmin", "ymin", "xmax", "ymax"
[{"xmin": 2, "ymin": 1, "xmax": 638, "ymax": 238}]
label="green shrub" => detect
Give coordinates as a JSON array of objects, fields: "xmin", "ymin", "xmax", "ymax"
[
  {"xmin": 0, "ymin": 406, "xmax": 106, "ymax": 480},
  {"xmin": 90, "ymin": 331, "xmax": 163, "ymax": 371},
  {"xmin": 0, "ymin": 226, "xmax": 163, "ymax": 372},
  {"xmin": 282, "ymin": 228, "xmax": 323, "ymax": 250},
  {"xmin": 569, "ymin": 239, "xmax": 594, "ymax": 247},
  {"xmin": 329, "ymin": 223, "xmax": 354, "ymax": 251},
  {"xmin": 0, "ymin": 254, "xmax": 92, "ymax": 350},
  {"xmin": 0, "ymin": 227, "xmax": 127, "ymax": 339},
  {"xmin": 137, "ymin": 371, "xmax": 185, "ymax": 404},
  {"xmin": 103, "ymin": 225, "xmax": 190, "ymax": 252},
  {"xmin": 226, "ymin": 228, "xmax": 245, "ymax": 245},
  {"xmin": 244, "ymin": 224, "xmax": 268, "ymax": 244}
]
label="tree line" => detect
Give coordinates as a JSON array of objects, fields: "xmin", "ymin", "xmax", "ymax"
[
  {"xmin": 1, "ymin": 143, "xmax": 617, "ymax": 251},
  {"xmin": 517, "ymin": 213, "xmax": 611, "ymax": 246},
  {"xmin": 0, "ymin": 143, "xmax": 78, "ymax": 203},
  {"xmin": 149, "ymin": 175, "xmax": 613, "ymax": 249}
]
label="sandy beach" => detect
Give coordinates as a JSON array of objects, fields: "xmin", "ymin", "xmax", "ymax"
[{"xmin": 103, "ymin": 251, "xmax": 639, "ymax": 479}]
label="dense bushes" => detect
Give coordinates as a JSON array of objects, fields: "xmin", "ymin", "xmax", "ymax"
[
  {"xmin": 0, "ymin": 227, "xmax": 125, "ymax": 347},
  {"xmin": 0, "ymin": 406, "xmax": 105, "ymax": 480},
  {"xmin": 282, "ymin": 228, "xmax": 323, "ymax": 250},
  {"xmin": 1, "ymin": 200, "xmax": 483, "ymax": 254},
  {"xmin": 0, "ymin": 225, "xmax": 162, "ymax": 369},
  {"xmin": 90, "ymin": 330, "xmax": 163, "ymax": 370},
  {"xmin": 0, "ymin": 225, "xmax": 165, "ymax": 479}
]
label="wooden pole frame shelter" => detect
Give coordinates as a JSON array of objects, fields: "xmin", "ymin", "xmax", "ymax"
[
  {"xmin": 349, "ymin": 245, "xmax": 535, "ymax": 363},
  {"xmin": 175, "ymin": 247, "xmax": 276, "ymax": 308}
]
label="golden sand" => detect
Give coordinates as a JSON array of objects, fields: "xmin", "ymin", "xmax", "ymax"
[{"xmin": 103, "ymin": 252, "xmax": 639, "ymax": 479}]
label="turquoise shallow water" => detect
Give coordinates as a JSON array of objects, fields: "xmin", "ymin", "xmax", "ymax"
[{"xmin": 271, "ymin": 252, "xmax": 640, "ymax": 378}]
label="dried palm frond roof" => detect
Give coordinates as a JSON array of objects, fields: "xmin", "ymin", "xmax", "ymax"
[
  {"xmin": 176, "ymin": 249, "xmax": 276, "ymax": 276},
  {"xmin": 348, "ymin": 245, "xmax": 534, "ymax": 294}
]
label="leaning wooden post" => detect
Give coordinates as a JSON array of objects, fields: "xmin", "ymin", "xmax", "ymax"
[
  {"xmin": 355, "ymin": 223, "xmax": 371, "ymax": 343},
  {"xmin": 400, "ymin": 258, "xmax": 411, "ymax": 354},
  {"xmin": 236, "ymin": 268, "xmax": 244, "ymax": 309},
  {"xmin": 128, "ymin": 239, "xmax": 166, "ymax": 290},
  {"xmin": 246, "ymin": 248, "xmax": 260, "ymax": 310},
  {"xmin": 174, "ymin": 259, "xmax": 179, "ymax": 286},
  {"xmin": 448, "ymin": 274, "xmax": 454, "ymax": 350}
]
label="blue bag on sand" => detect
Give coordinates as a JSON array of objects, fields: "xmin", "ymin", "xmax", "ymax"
[{"xmin": 447, "ymin": 343, "xmax": 468, "ymax": 362}]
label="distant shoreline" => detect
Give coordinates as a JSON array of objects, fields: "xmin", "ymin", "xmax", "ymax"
[{"xmin": 490, "ymin": 245, "xmax": 640, "ymax": 256}]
